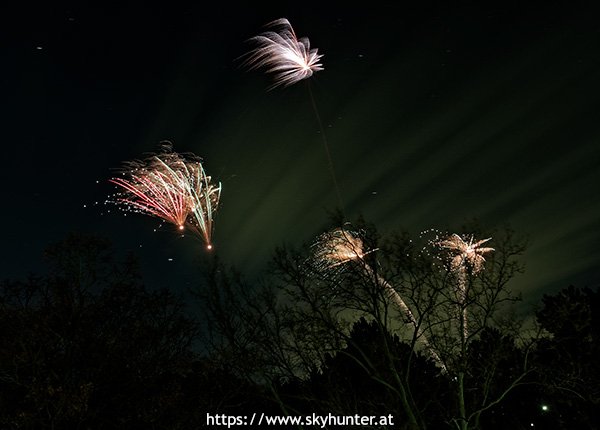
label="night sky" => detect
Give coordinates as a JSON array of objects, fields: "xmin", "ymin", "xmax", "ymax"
[{"xmin": 4, "ymin": 2, "xmax": 600, "ymax": 309}]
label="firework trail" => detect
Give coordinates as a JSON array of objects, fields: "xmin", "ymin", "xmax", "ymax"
[
  {"xmin": 435, "ymin": 234, "xmax": 494, "ymax": 342},
  {"xmin": 242, "ymin": 18, "xmax": 344, "ymax": 215},
  {"xmin": 313, "ymin": 228, "xmax": 445, "ymax": 369},
  {"xmin": 108, "ymin": 146, "xmax": 221, "ymax": 250},
  {"xmin": 185, "ymin": 161, "xmax": 222, "ymax": 250}
]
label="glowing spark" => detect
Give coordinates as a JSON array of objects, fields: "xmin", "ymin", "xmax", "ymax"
[
  {"xmin": 108, "ymin": 146, "xmax": 221, "ymax": 249},
  {"xmin": 243, "ymin": 18, "xmax": 323, "ymax": 88}
]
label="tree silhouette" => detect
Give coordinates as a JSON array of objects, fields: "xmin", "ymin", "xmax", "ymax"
[
  {"xmin": 5, "ymin": 231, "xmax": 597, "ymax": 429},
  {"xmin": 197, "ymin": 219, "xmax": 537, "ymax": 429},
  {"xmin": 303, "ymin": 317, "xmax": 448, "ymax": 427},
  {"xmin": 0, "ymin": 233, "xmax": 201, "ymax": 429},
  {"xmin": 532, "ymin": 285, "xmax": 600, "ymax": 428}
]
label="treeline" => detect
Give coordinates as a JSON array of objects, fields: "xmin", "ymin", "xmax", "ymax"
[{"xmin": 0, "ymin": 227, "xmax": 598, "ymax": 429}]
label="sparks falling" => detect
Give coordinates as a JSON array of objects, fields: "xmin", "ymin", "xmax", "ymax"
[
  {"xmin": 107, "ymin": 146, "xmax": 221, "ymax": 250},
  {"xmin": 242, "ymin": 18, "xmax": 323, "ymax": 88}
]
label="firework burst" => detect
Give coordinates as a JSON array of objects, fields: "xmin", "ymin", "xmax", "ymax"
[
  {"xmin": 242, "ymin": 19, "xmax": 344, "ymax": 214},
  {"xmin": 437, "ymin": 234, "xmax": 495, "ymax": 274},
  {"xmin": 108, "ymin": 146, "xmax": 221, "ymax": 250},
  {"xmin": 184, "ymin": 162, "xmax": 221, "ymax": 250},
  {"xmin": 242, "ymin": 18, "xmax": 323, "ymax": 89},
  {"xmin": 313, "ymin": 228, "xmax": 374, "ymax": 270},
  {"xmin": 435, "ymin": 233, "xmax": 494, "ymax": 341},
  {"xmin": 313, "ymin": 227, "xmax": 445, "ymax": 369},
  {"xmin": 109, "ymin": 168, "xmax": 189, "ymax": 230}
]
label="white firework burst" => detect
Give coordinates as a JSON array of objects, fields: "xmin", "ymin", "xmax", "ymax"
[
  {"xmin": 243, "ymin": 18, "xmax": 323, "ymax": 88},
  {"xmin": 436, "ymin": 233, "xmax": 494, "ymax": 342},
  {"xmin": 313, "ymin": 228, "xmax": 373, "ymax": 270},
  {"xmin": 437, "ymin": 234, "xmax": 495, "ymax": 274}
]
